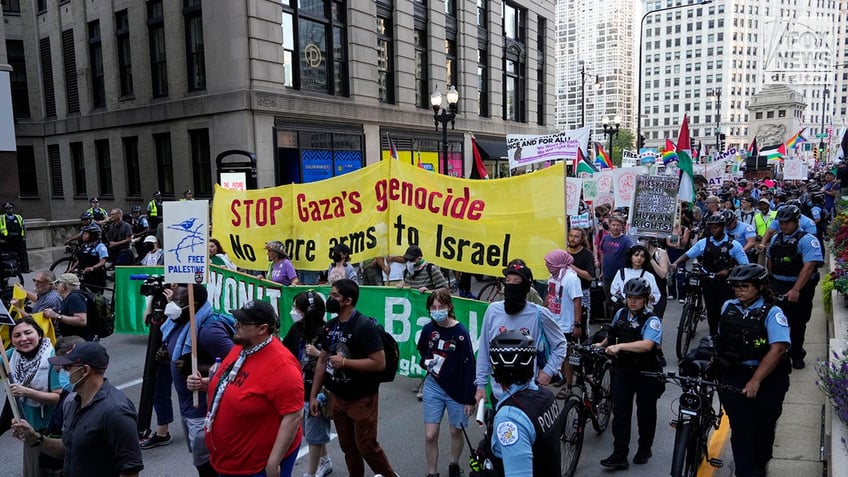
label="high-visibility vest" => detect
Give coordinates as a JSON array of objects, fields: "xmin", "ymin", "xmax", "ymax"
[
  {"xmin": 148, "ymin": 200, "xmax": 159, "ymax": 217},
  {"xmin": 0, "ymin": 214, "xmax": 25, "ymax": 237},
  {"xmin": 754, "ymin": 210, "xmax": 777, "ymax": 237}
]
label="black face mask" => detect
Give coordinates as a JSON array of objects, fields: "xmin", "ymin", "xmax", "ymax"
[
  {"xmin": 326, "ymin": 297, "xmax": 340, "ymax": 313},
  {"xmin": 332, "ymin": 252, "xmax": 343, "ymax": 263},
  {"xmin": 503, "ymin": 282, "xmax": 530, "ymax": 314}
]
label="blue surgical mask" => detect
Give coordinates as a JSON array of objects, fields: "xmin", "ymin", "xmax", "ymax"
[
  {"xmin": 430, "ymin": 309, "xmax": 449, "ymax": 323},
  {"xmin": 58, "ymin": 368, "xmax": 84, "ymax": 392}
]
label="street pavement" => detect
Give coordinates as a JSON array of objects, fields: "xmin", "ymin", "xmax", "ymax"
[{"xmin": 0, "ymin": 274, "xmax": 828, "ymax": 476}]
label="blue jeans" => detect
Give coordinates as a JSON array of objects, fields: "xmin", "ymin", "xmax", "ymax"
[
  {"xmin": 218, "ymin": 451, "xmax": 297, "ymax": 477},
  {"xmin": 153, "ymin": 361, "xmax": 174, "ymax": 425}
]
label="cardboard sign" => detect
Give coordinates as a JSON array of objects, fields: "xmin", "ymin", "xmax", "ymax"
[
  {"xmin": 566, "ymin": 177, "xmax": 583, "ymax": 216},
  {"xmin": 628, "ymin": 175, "xmax": 679, "ymax": 238},
  {"xmin": 164, "ymin": 200, "xmax": 210, "ymax": 284}
]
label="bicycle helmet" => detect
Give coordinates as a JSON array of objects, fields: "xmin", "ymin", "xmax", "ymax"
[
  {"xmin": 489, "ymin": 330, "xmax": 536, "ymax": 387},
  {"xmin": 720, "ymin": 209, "xmax": 736, "ymax": 225},
  {"xmin": 806, "ymin": 183, "xmax": 821, "ymax": 193},
  {"xmin": 81, "ymin": 223, "xmax": 102, "ymax": 238},
  {"xmin": 623, "ymin": 277, "xmax": 652, "ymax": 298},
  {"xmin": 131, "ymin": 205, "xmax": 143, "ymax": 214},
  {"xmin": 785, "ymin": 198, "xmax": 801, "ymax": 208},
  {"xmin": 776, "ymin": 204, "xmax": 801, "ymax": 222},
  {"xmin": 727, "ymin": 264, "xmax": 769, "ymax": 284},
  {"xmin": 705, "ymin": 214, "xmax": 726, "ymax": 226},
  {"xmin": 80, "ymin": 211, "xmax": 93, "ymax": 220},
  {"xmin": 773, "ymin": 190, "xmax": 787, "ymax": 201}
]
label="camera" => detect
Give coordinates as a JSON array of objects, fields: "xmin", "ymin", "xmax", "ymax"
[
  {"xmin": 139, "ymin": 275, "xmax": 166, "ymax": 297},
  {"xmin": 139, "ymin": 275, "xmax": 168, "ymax": 326}
]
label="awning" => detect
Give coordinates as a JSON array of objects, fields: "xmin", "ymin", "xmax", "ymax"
[{"xmin": 475, "ymin": 137, "xmax": 508, "ymax": 160}]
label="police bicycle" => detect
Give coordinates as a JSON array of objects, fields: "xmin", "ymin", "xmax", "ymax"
[
  {"xmin": 675, "ymin": 266, "xmax": 716, "ymax": 360},
  {"xmin": 560, "ymin": 343, "xmax": 613, "ymax": 477},
  {"xmin": 642, "ymin": 367, "xmax": 741, "ymax": 477}
]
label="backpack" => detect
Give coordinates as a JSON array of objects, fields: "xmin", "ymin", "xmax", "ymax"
[
  {"xmin": 353, "ymin": 312, "xmax": 399, "ymax": 383},
  {"xmin": 71, "ymin": 289, "xmax": 115, "ymax": 339}
]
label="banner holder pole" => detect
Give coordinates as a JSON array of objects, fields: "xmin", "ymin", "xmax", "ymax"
[
  {"xmin": 564, "ymin": 159, "xmax": 569, "ymax": 247},
  {"xmin": 188, "ymin": 285, "xmax": 199, "ymax": 408}
]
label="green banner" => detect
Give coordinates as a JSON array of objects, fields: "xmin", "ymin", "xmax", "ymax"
[{"xmin": 114, "ymin": 265, "xmax": 490, "ymax": 378}]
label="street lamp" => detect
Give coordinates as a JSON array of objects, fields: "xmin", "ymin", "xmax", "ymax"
[
  {"xmin": 710, "ymin": 87, "xmax": 722, "ymax": 152},
  {"xmin": 580, "ymin": 62, "xmax": 601, "ymax": 128},
  {"xmin": 431, "ymin": 85, "xmax": 459, "ymax": 176},
  {"xmin": 820, "ymin": 85, "xmax": 829, "ymax": 159},
  {"xmin": 636, "ymin": 0, "xmax": 712, "ymax": 149},
  {"xmin": 602, "ymin": 114, "xmax": 621, "ymax": 163}
]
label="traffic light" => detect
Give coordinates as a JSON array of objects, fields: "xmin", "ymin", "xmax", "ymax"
[
  {"xmin": 719, "ymin": 133, "xmax": 726, "ymax": 152},
  {"xmin": 813, "ymin": 145, "xmax": 819, "ymax": 162},
  {"xmin": 638, "ymin": 134, "xmax": 646, "ymax": 149}
]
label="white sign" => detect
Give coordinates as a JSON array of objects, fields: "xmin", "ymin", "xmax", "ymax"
[
  {"xmin": 566, "ymin": 177, "xmax": 583, "ymax": 216},
  {"xmin": 570, "ymin": 213, "xmax": 591, "ymax": 229},
  {"xmin": 506, "ymin": 127, "xmax": 591, "ymax": 169},
  {"xmin": 613, "ymin": 169, "xmax": 639, "ymax": 206},
  {"xmin": 164, "ymin": 200, "xmax": 210, "ymax": 284},
  {"xmin": 220, "ymin": 172, "xmax": 247, "ymax": 191},
  {"xmin": 783, "ymin": 160, "xmax": 808, "ymax": 180},
  {"xmin": 621, "ymin": 150, "xmax": 640, "ymax": 168}
]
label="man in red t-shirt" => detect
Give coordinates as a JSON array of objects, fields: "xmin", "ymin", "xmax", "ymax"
[{"xmin": 199, "ymin": 300, "xmax": 303, "ymax": 477}]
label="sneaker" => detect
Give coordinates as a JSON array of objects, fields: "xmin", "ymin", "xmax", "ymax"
[
  {"xmin": 600, "ymin": 454, "xmax": 629, "ymax": 470},
  {"xmin": 449, "ymin": 462, "xmax": 461, "ymax": 477},
  {"xmin": 140, "ymin": 433, "xmax": 172, "ymax": 449},
  {"xmin": 417, "ymin": 390, "xmax": 424, "ymax": 401},
  {"xmin": 678, "ymin": 299, "xmax": 685, "ymax": 304},
  {"xmin": 633, "ymin": 449, "xmax": 652, "ymax": 464},
  {"xmin": 316, "ymin": 456, "xmax": 333, "ymax": 477}
]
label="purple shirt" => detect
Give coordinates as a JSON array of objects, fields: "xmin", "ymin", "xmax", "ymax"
[
  {"xmin": 269, "ymin": 259, "xmax": 297, "ymax": 285},
  {"xmin": 601, "ymin": 233, "xmax": 634, "ymax": 280}
]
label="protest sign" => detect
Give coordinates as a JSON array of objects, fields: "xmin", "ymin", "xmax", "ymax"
[
  {"xmin": 570, "ymin": 213, "xmax": 591, "ymax": 229},
  {"xmin": 506, "ymin": 127, "xmax": 590, "ymax": 169},
  {"xmin": 115, "ymin": 265, "xmax": 491, "ymax": 379},
  {"xmin": 582, "ymin": 179, "xmax": 598, "ymax": 201},
  {"xmin": 164, "ymin": 200, "xmax": 209, "ymax": 284},
  {"xmin": 621, "ymin": 150, "xmax": 640, "ymax": 168},
  {"xmin": 613, "ymin": 169, "xmax": 639, "ymax": 206},
  {"xmin": 566, "ymin": 177, "xmax": 583, "ymax": 215},
  {"xmin": 211, "ymin": 160, "xmax": 565, "ymax": 276},
  {"xmin": 783, "ymin": 160, "xmax": 807, "ymax": 180},
  {"xmin": 628, "ymin": 175, "xmax": 679, "ymax": 238},
  {"xmin": 594, "ymin": 170, "xmax": 613, "ymax": 194}
]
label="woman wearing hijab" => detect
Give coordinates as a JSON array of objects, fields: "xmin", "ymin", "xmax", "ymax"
[{"xmin": 544, "ymin": 249, "xmax": 584, "ymax": 392}]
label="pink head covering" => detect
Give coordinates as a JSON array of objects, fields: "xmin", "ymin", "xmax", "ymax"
[{"xmin": 544, "ymin": 249, "xmax": 573, "ymax": 276}]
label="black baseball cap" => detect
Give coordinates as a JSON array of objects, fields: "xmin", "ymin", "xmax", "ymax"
[
  {"xmin": 403, "ymin": 245, "xmax": 423, "ymax": 262},
  {"xmin": 49, "ymin": 342, "xmax": 109, "ymax": 369},
  {"xmin": 231, "ymin": 300, "xmax": 278, "ymax": 328},
  {"xmin": 502, "ymin": 259, "xmax": 533, "ymax": 283}
]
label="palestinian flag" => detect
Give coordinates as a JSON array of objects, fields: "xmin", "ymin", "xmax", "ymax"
[
  {"xmin": 575, "ymin": 147, "xmax": 598, "ymax": 175},
  {"xmin": 676, "ymin": 114, "xmax": 695, "ymax": 203},
  {"xmin": 761, "ymin": 144, "xmax": 786, "ymax": 163},
  {"xmin": 471, "ymin": 136, "xmax": 489, "ymax": 179},
  {"xmin": 747, "ymin": 137, "xmax": 759, "ymax": 159}
]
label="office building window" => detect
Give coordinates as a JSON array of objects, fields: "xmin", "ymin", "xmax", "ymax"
[
  {"xmin": 88, "ymin": 21, "xmax": 106, "ymax": 108},
  {"xmin": 148, "ymin": 0, "xmax": 168, "ymax": 98},
  {"xmin": 7, "ymin": 40, "xmax": 30, "ymax": 118},
  {"xmin": 477, "ymin": 0, "xmax": 487, "ymax": 27},
  {"xmin": 154, "ymin": 133, "xmax": 174, "ymax": 195},
  {"xmin": 123, "ymin": 137, "xmax": 141, "ymax": 197},
  {"xmin": 184, "ymin": 0, "xmax": 206, "ymax": 91},
  {"xmin": 70, "ymin": 142, "xmax": 86, "ymax": 197},
  {"xmin": 376, "ymin": 11, "xmax": 394, "ymax": 103},
  {"xmin": 2, "ymin": 0, "xmax": 20, "ymax": 14},
  {"xmin": 39, "ymin": 37, "xmax": 56, "ymax": 117},
  {"xmin": 478, "ymin": 49, "xmax": 489, "ymax": 117},
  {"xmin": 445, "ymin": 38, "xmax": 457, "ymax": 89},
  {"xmin": 280, "ymin": 0, "xmax": 349, "ymax": 96},
  {"xmin": 189, "ymin": 129, "xmax": 212, "ymax": 197},
  {"xmin": 37, "ymin": 0, "xmax": 45, "ymax": 13},
  {"xmin": 116, "ymin": 10, "xmax": 133, "ymax": 97},
  {"xmin": 17, "ymin": 146, "xmax": 38, "ymax": 197},
  {"xmin": 95, "ymin": 139, "xmax": 113, "ymax": 197},
  {"xmin": 48, "ymin": 145, "xmax": 63, "ymax": 198},
  {"xmin": 502, "ymin": 3, "xmax": 526, "ymax": 122},
  {"xmin": 62, "ymin": 30, "xmax": 80, "ymax": 113},
  {"xmin": 414, "ymin": 27, "xmax": 428, "ymax": 108},
  {"xmin": 536, "ymin": 17, "xmax": 546, "ymax": 126}
]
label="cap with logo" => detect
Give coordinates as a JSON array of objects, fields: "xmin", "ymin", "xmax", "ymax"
[
  {"xmin": 231, "ymin": 300, "xmax": 278, "ymax": 329},
  {"xmin": 48, "ymin": 341, "xmax": 109, "ymax": 369}
]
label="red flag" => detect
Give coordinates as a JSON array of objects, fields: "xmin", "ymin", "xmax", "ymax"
[
  {"xmin": 664, "ymin": 138, "xmax": 677, "ymax": 153},
  {"xmin": 472, "ymin": 137, "xmax": 489, "ymax": 179}
]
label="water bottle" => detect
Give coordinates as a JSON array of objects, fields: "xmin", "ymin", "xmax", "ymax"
[
  {"xmin": 210, "ymin": 357, "xmax": 222, "ymax": 377},
  {"xmin": 316, "ymin": 392, "xmax": 328, "ymax": 407}
]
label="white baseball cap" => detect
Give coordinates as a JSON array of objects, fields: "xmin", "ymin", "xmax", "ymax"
[{"xmin": 143, "ymin": 235, "xmax": 158, "ymax": 244}]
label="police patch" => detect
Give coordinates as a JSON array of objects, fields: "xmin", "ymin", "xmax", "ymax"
[
  {"xmin": 649, "ymin": 319, "xmax": 661, "ymax": 331},
  {"xmin": 810, "ymin": 239, "xmax": 821, "ymax": 249},
  {"xmin": 775, "ymin": 312, "xmax": 789, "ymax": 327},
  {"xmin": 496, "ymin": 421, "xmax": 520, "ymax": 447}
]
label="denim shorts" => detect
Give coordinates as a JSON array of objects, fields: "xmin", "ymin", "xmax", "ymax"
[
  {"xmin": 303, "ymin": 401, "xmax": 331, "ymax": 445},
  {"xmin": 422, "ymin": 375, "xmax": 468, "ymax": 429}
]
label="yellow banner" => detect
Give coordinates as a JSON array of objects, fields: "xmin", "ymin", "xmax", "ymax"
[{"xmin": 211, "ymin": 160, "xmax": 565, "ymax": 275}]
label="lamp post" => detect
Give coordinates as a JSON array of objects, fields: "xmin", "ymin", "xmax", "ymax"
[
  {"xmin": 431, "ymin": 85, "xmax": 459, "ymax": 176},
  {"xmin": 602, "ymin": 114, "xmax": 621, "ymax": 163},
  {"xmin": 636, "ymin": 0, "xmax": 712, "ymax": 149},
  {"xmin": 820, "ymin": 85, "xmax": 829, "ymax": 159},
  {"xmin": 580, "ymin": 62, "xmax": 601, "ymax": 128},
  {"xmin": 711, "ymin": 87, "xmax": 721, "ymax": 152}
]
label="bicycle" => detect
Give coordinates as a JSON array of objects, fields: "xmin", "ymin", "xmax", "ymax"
[
  {"xmin": 478, "ymin": 277, "xmax": 504, "ymax": 303},
  {"xmin": 0, "ymin": 252, "xmax": 24, "ymax": 304},
  {"xmin": 51, "ymin": 242, "xmax": 80, "ymax": 274},
  {"xmin": 560, "ymin": 343, "xmax": 613, "ymax": 477},
  {"xmin": 642, "ymin": 367, "xmax": 741, "ymax": 477},
  {"xmin": 675, "ymin": 267, "xmax": 715, "ymax": 360}
]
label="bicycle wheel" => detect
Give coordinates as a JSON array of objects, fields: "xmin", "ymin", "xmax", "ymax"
[
  {"xmin": 50, "ymin": 257, "xmax": 75, "ymax": 274},
  {"xmin": 591, "ymin": 362, "xmax": 613, "ymax": 434},
  {"xmin": 478, "ymin": 282, "xmax": 503, "ymax": 303},
  {"xmin": 670, "ymin": 422, "xmax": 699, "ymax": 477},
  {"xmin": 675, "ymin": 303, "xmax": 697, "ymax": 360},
  {"xmin": 560, "ymin": 397, "xmax": 585, "ymax": 477}
]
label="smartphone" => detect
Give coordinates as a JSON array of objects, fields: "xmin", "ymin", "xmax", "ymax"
[{"xmin": 670, "ymin": 234, "xmax": 679, "ymax": 245}]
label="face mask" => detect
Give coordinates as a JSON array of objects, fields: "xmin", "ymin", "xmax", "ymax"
[
  {"xmin": 290, "ymin": 309, "xmax": 304, "ymax": 323},
  {"xmin": 59, "ymin": 367, "xmax": 85, "ymax": 392},
  {"xmin": 430, "ymin": 309, "xmax": 449, "ymax": 323},
  {"xmin": 164, "ymin": 302, "xmax": 183, "ymax": 321},
  {"xmin": 406, "ymin": 261, "xmax": 418, "ymax": 274},
  {"xmin": 326, "ymin": 297, "xmax": 340, "ymax": 314},
  {"xmin": 503, "ymin": 282, "xmax": 530, "ymax": 315}
]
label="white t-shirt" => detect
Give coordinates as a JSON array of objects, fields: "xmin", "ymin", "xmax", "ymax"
[
  {"xmin": 545, "ymin": 269, "xmax": 583, "ymax": 333},
  {"xmin": 609, "ymin": 267, "xmax": 661, "ymax": 306}
]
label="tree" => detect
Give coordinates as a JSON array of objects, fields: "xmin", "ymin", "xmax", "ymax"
[{"xmin": 604, "ymin": 128, "xmax": 635, "ymax": 167}]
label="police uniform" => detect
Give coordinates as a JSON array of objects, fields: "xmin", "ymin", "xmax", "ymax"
[
  {"xmin": 715, "ymin": 297, "xmax": 791, "ymax": 477},
  {"xmin": 87, "ymin": 206, "xmax": 108, "ymax": 222},
  {"xmin": 606, "ymin": 307, "xmax": 665, "ymax": 460},
  {"xmin": 147, "ymin": 197, "xmax": 163, "ymax": 228},
  {"xmin": 767, "ymin": 229, "xmax": 823, "ymax": 364},
  {"xmin": 684, "ymin": 233, "xmax": 749, "ymax": 335},
  {"xmin": 726, "ymin": 220, "xmax": 757, "ymax": 263},
  {"xmin": 77, "ymin": 239, "xmax": 109, "ymax": 290},
  {"xmin": 0, "ymin": 210, "xmax": 29, "ymax": 272},
  {"xmin": 767, "ymin": 210, "xmax": 817, "ymax": 235},
  {"xmin": 492, "ymin": 382, "xmax": 563, "ymax": 476}
]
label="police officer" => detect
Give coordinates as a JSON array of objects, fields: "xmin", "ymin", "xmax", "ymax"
[
  {"xmin": 671, "ymin": 214, "xmax": 749, "ymax": 336},
  {"xmin": 129, "ymin": 205, "xmax": 150, "ymax": 259},
  {"xmin": 86, "ymin": 197, "xmax": 108, "ymax": 224},
  {"xmin": 715, "ymin": 264, "xmax": 791, "ymax": 477},
  {"xmin": 758, "ymin": 198, "xmax": 817, "ymax": 248},
  {"xmin": 65, "ymin": 211, "xmax": 94, "ymax": 245},
  {"xmin": 181, "ymin": 189, "xmax": 194, "ymax": 201},
  {"xmin": 488, "ymin": 330, "xmax": 564, "ymax": 476},
  {"xmin": 147, "ymin": 191, "xmax": 163, "ymax": 229},
  {"xmin": 76, "ymin": 223, "xmax": 109, "ymax": 291},
  {"xmin": 596, "ymin": 278, "xmax": 665, "ymax": 470},
  {"xmin": 724, "ymin": 209, "xmax": 758, "ymax": 263},
  {"xmin": 0, "ymin": 202, "xmax": 29, "ymax": 273},
  {"xmin": 766, "ymin": 204, "xmax": 823, "ymax": 369}
]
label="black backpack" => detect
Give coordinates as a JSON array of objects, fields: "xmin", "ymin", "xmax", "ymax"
[
  {"xmin": 353, "ymin": 313, "xmax": 399, "ymax": 382},
  {"xmin": 71, "ymin": 289, "xmax": 115, "ymax": 339}
]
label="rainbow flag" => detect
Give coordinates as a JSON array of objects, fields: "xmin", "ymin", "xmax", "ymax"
[
  {"xmin": 662, "ymin": 139, "xmax": 678, "ymax": 164},
  {"xmin": 785, "ymin": 128, "xmax": 807, "ymax": 149},
  {"xmin": 595, "ymin": 143, "xmax": 613, "ymax": 169}
]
